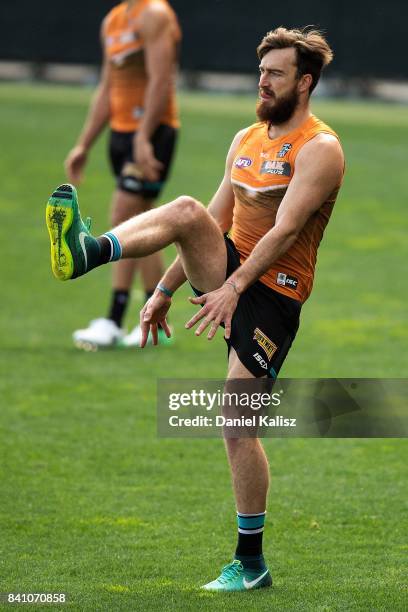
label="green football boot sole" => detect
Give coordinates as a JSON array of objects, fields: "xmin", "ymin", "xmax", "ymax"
[
  {"xmin": 46, "ymin": 183, "xmax": 93, "ymax": 281},
  {"xmin": 46, "ymin": 184, "xmax": 76, "ymax": 280}
]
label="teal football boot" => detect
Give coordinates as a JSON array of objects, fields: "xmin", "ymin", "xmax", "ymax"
[{"xmin": 202, "ymin": 559, "xmax": 272, "ymax": 592}]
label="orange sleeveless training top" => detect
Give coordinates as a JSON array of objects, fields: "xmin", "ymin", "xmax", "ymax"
[
  {"xmin": 230, "ymin": 115, "xmax": 342, "ymax": 303},
  {"xmin": 103, "ymin": 0, "xmax": 181, "ymax": 132}
]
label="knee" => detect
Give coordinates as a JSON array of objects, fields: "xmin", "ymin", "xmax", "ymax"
[{"xmin": 173, "ymin": 196, "xmax": 205, "ymax": 225}]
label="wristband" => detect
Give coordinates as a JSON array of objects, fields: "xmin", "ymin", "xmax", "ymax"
[
  {"xmin": 224, "ymin": 280, "xmax": 239, "ymax": 295},
  {"xmin": 157, "ymin": 283, "xmax": 173, "ymax": 298}
]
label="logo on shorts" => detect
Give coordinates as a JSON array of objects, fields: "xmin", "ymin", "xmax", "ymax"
[
  {"xmin": 260, "ymin": 160, "xmax": 291, "ymax": 176},
  {"xmin": 253, "ymin": 352, "xmax": 268, "ymax": 369},
  {"xmin": 234, "ymin": 156, "xmax": 253, "ymax": 168},
  {"xmin": 277, "ymin": 143, "xmax": 292, "ymax": 158},
  {"xmin": 253, "ymin": 328, "xmax": 277, "ymax": 361},
  {"xmin": 122, "ymin": 177, "xmax": 142, "ymax": 191},
  {"xmin": 276, "ymin": 272, "xmax": 298, "ymax": 289}
]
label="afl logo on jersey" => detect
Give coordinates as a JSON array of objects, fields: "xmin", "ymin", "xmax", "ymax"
[{"xmin": 234, "ymin": 156, "xmax": 253, "ymax": 168}]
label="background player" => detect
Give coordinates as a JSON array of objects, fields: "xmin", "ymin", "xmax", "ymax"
[
  {"xmin": 47, "ymin": 27, "xmax": 344, "ymax": 591},
  {"xmin": 64, "ymin": 0, "xmax": 181, "ymax": 349}
]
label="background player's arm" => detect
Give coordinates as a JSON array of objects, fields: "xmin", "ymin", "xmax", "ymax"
[
  {"xmin": 135, "ymin": 3, "xmax": 177, "ymax": 182},
  {"xmin": 227, "ymin": 134, "xmax": 344, "ymax": 293},
  {"xmin": 65, "ymin": 27, "xmax": 110, "ymax": 184}
]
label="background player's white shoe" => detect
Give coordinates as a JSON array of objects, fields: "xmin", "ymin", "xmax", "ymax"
[
  {"xmin": 120, "ymin": 324, "xmax": 172, "ymax": 347},
  {"xmin": 72, "ymin": 318, "xmax": 124, "ymax": 350}
]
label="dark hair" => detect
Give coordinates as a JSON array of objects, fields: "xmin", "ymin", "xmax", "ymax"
[{"xmin": 257, "ymin": 27, "xmax": 333, "ymax": 93}]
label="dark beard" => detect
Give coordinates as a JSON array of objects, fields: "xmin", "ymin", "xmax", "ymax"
[{"xmin": 256, "ymin": 87, "xmax": 299, "ymax": 125}]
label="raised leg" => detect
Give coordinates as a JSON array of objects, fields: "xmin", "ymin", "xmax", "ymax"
[
  {"xmin": 46, "ymin": 186, "xmax": 227, "ymax": 293},
  {"xmin": 111, "ymin": 195, "xmax": 227, "ymax": 293}
]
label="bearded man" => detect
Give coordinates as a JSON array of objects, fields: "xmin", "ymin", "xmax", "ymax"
[{"xmin": 46, "ymin": 27, "xmax": 344, "ymax": 591}]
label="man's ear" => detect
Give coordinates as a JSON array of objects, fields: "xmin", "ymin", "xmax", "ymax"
[{"xmin": 298, "ymin": 73, "xmax": 313, "ymax": 94}]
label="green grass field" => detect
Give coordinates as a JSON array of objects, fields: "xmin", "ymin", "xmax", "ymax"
[{"xmin": 0, "ymin": 83, "xmax": 407, "ymax": 611}]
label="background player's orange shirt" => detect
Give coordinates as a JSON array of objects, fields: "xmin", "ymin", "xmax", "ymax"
[
  {"xmin": 103, "ymin": 0, "xmax": 180, "ymax": 132},
  {"xmin": 231, "ymin": 115, "xmax": 343, "ymax": 303}
]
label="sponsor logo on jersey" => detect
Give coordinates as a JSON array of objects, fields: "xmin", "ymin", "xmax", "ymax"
[
  {"xmin": 106, "ymin": 31, "xmax": 140, "ymax": 48},
  {"xmin": 253, "ymin": 328, "xmax": 277, "ymax": 361},
  {"xmin": 132, "ymin": 106, "xmax": 145, "ymax": 119},
  {"xmin": 276, "ymin": 272, "xmax": 298, "ymax": 289},
  {"xmin": 234, "ymin": 156, "xmax": 253, "ymax": 168},
  {"xmin": 260, "ymin": 160, "xmax": 291, "ymax": 176},
  {"xmin": 120, "ymin": 31, "xmax": 137, "ymax": 45},
  {"xmin": 277, "ymin": 143, "xmax": 292, "ymax": 158}
]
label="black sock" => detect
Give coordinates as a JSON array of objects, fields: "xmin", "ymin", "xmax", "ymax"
[
  {"xmin": 96, "ymin": 233, "xmax": 122, "ymax": 265},
  {"xmin": 108, "ymin": 290, "xmax": 130, "ymax": 327},
  {"xmin": 235, "ymin": 512, "xmax": 266, "ymax": 569},
  {"xmin": 97, "ymin": 236, "xmax": 114, "ymax": 265}
]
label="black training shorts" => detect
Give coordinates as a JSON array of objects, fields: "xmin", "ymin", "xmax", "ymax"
[
  {"xmin": 108, "ymin": 124, "xmax": 178, "ymax": 198},
  {"xmin": 192, "ymin": 235, "xmax": 302, "ymax": 379}
]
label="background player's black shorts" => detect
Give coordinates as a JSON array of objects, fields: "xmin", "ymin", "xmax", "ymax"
[
  {"xmin": 192, "ymin": 235, "xmax": 302, "ymax": 379},
  {"xmin": 108, "ymin": 124, "xmax": 178, "ymax": 198}
]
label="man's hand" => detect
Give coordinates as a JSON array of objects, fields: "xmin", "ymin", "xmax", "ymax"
[
  {"xmin": 185, "ymin": 283, "xmax": 239, "ymax": 340},
  {"xmin": 134, "ymin": 133, "xmax": 163, "ymax": 183},
  {"xmin": 140, "ymin": 290, "xmax": 172, "ymax": 347},
  {"xmin": 65, "ymin": 145, "xmax": 88, "ymax": 185}
]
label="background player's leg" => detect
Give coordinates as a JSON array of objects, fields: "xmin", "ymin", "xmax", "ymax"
[
  {"xmin": 110, "ymin": 188, "xmax": 171, "ymax": 346},
  {"xmin": 111, "ymin": 195, "xmax": 227, "ymax": 293},
  {"xmin": 110, "ymin": 189, "xmax": 164, "ymax": 307},
  {"xmin": 139, "ymin": 255, "xmax": 164, "ymax": 295}
]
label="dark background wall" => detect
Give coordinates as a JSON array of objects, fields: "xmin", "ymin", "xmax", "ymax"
[{"xmin": 0, "ymin": 1, "xmax": 406, "ymax": 78}]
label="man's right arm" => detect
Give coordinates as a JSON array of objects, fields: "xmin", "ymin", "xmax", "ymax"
[{"xmin": 65, "ymin": 24, "xmax": 111, "ymax": 184}]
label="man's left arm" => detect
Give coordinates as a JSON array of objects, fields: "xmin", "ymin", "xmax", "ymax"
[
  {"xmin": 135, "ymin": 3, "xmax": 177, "ymax": 181},
  {"xmin": 187, "ymin": 134, "xmax": 344, "ymax": 339}
]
